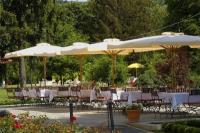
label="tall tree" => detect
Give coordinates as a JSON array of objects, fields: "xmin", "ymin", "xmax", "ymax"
[
  {"xmin": 165, "ymin": 0, "xmax": 200, "ymax": 87},
  {"xmin": 88, "ymin": 0, "xmax": 167, "ymax": 41},
  {"xmin": 165, "ymin": 0, "xmax": 200, "ymax": 35}
]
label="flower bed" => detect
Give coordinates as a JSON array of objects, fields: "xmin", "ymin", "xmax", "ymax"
[
  {"xmin": 161, "ymin": 120, "xmax": 200, "ymax": 133},
  {"xmin": 0, "ymin": 111, "xmax": 120, "ymax": 133}
]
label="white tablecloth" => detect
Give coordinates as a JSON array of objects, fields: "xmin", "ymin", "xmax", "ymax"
[
  {"xmin": 112, "ymin": 90, "xmax": 124, "ymax": 101},
  {"xmin": 158, "ymin": 92, "xmax": 189, "ymax": 110},
  {"xmin": 188, "ymin": 95, "xmax": 200, "ymax": 103},
  {"xmin": 127, "ymin": 91, "xmax": 142, "ymax": 104}
]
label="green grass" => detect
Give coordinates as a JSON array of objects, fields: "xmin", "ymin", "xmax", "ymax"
[
  {"xmin": 0, "ymin": 88, "xmax": 9, "ymax": 102},
  {"xmin": 0, "ymin": 88, "xmax": 21, "ymax": 105}
]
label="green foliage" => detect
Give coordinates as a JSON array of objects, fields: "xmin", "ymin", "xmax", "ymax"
[
  {"xmin": 48, "ymin": 56, "xmax": 80, "ymax": 83},
  {"xmin": 0, "ymin": 0, "xmax": 88, "ymax": 85},
  {"xmin": 84, "ymin": 55, "xmax": 128, "ymax": 85},
  {"xmin": 136, "ymin": 52, "xmax": 168, "ymax": 87},
  {"xmin": 126, "ymin": 103, "xmax": 143, "ymax": 110},
  {"xmin": 88, "ymin": 0, "xmax": 167, "ymax": 41},
  {"xmin": 165, "ymin": 0, "xmax": 200, "ymax": 35},
  {"xmin": 115, "ymin": 57, "xmax": 129, "ymax": 85},
  {"xmin": 84, "ymin": 56, "xmax": 111, "ymax": 83},
  {"xmin": 162, "ymin": 120, "xmax": 200, "ymax": 133}
]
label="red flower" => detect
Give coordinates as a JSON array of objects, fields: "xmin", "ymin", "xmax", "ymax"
[
  {"xmin": 70, "ymin": 116, "xmax": 77, "ymax": 123},
  {"xmin": 13, "ymin": 123, "xmax": 23, "ymax": 129}
]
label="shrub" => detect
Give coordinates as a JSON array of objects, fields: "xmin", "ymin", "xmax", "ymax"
[
  {"xmin": 176, "ymin": 125, "xmax": 187, "ymax": 133},
  {"xmin": 187, "ymin": 120, "xmax": 200, "ymax": 128},
  {"xmin": 162, "ymin": 123, "xmax": 174, "ymax": 132},
  {"xmin": 192, "ymin": 128, "xmax": 200, "ymax": 133},
  {"xmin": 184, "ymin": 127, "xmax": 195, "ymax": 133},
  {"xmin": 126, "ymin": 103, "xmax": 143, "ymax": 110}
]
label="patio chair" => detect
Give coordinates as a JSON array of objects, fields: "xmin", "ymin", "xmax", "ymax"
[
  {"xmin": 5, "ymin": 88, "xmax": 16, "ymax": 99},
  {"xmin": 14, "ymin": 88, "xmax": 27, "ymax": 101},
  {"xmin": 112, "ymin": 89, "xmax": 127, "ymax": 111},
  {"xmin": 185, "ymin": 89, "xmax": 200, "ymax": 115},
  {"xmin": 70, "ymin": 86, "xmax": 81, "ymax": 101},
  {"xmin": 158, "ymin": 86, "xmax": 167, "ymax": 92},
  {"xmin": 79, "ymin": 90, "xmax": 91, "ymax": 108},
  {"xmin": 28, "ymin": 88, "xmax": 48, "ymax": 106},
  {"xmin": 53, "ymin": 86, "xmax": 70, "ymax": 105},
  {"xmin": 138, "ymin": 88, "xmax": 153, "ymax": 112},
  {"xmin": 92, "ymin": 87, "xmax": 111, "ymax": 108}
]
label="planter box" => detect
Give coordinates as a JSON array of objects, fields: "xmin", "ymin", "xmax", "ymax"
[{"xmin": 126, "ymin": 109, "xmax": 141, "ymax": 122}]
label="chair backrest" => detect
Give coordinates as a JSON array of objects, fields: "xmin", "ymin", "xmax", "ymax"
[
  {"xmin": 70, "ymin": 86, "xmax": 80, "ymax": 97},
  {"xmin": 110, "ymin": 89, "xmax": 117, "ymax": 94},
  {"xmin": 14, "ymin": 88, "xmax": 23, "ymax": 97},
  {"xmin": 100, "ymin": 87, "xmax": 109, "ymax": 91},
  {"xmin": 190, "ymin": 89, "xmax": 200, "ymax": 95},
  {"xmin": 58, "ymin": 86, "xmax": 69, "ymax": 91},
  {"xmin": 5, "ymin": 88, "xmax": 15, "ymax": 97},
  {"xmin": 141, "ymin": 87, "xmax": 151, "ymax": 93},
  {"xmin": 80, "ymin": 90, "xmax": 91, "ymax": 97},
  {"xmin": 158, "ymin": 87, "xmax": 167, "ymax": 92},
  {"xmin": 28, "ymin": 89, "xmax": 37, "ymax": 98}
]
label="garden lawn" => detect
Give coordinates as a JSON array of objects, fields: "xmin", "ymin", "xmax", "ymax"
[
  {"xmin": 0, "ymin": 88, "xmax": 9, "ymax": 102},
  {"xmin": 0, "ymin": 88, "xmax": 20, "ymax": 105}
]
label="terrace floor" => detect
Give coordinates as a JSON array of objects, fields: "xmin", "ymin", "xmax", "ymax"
[{"xmin": 1, "ymin": 105, "xmax": 200, "ymax": 132}]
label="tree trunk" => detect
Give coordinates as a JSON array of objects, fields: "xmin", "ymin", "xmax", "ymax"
[{"xmin": 19, "ymin": 57, "xmax": 26, "ymax": 87}]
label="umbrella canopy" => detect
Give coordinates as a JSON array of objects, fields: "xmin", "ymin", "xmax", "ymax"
[
  {"xmin": 5, "ymin": 43, "xmax": 62, "ymax": 87},
  {"xmin": 108, "ymin": 32, "xmax": 200, "ymax": 49},
  {"xmin": 128, "ymin": 63, "xmax": 144, "ymax": 78},
  {"xmin": 128, "ymin": 63, "xmax": 144, "ymax": 69},
  {"xmin": 5, "ymin": 43, "xmax": 62, "ymax": 58},
  {"xmin": 61, "ymin": 42, "xmax": 91, "ymax": 55}
]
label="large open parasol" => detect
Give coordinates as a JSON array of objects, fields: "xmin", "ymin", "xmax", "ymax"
[{"xmin": 5, "ymin": 43, "xmax": 62, "ymax": 86}]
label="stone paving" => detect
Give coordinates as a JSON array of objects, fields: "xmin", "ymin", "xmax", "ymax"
[
  {"xmin": 1, "ymin": 106, "xmax": 199, "ymax": 133},
  {"xmin": 0, "ymin": 106, "xmax": 149, "ymax": 132}
]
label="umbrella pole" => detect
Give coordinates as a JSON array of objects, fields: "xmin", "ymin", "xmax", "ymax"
[
  {"xmin": 30, "ymin": 57, "xmax": 33, "ymax": 88},
  {"xmin": 79, "ymin": 56, "xmax": 84, "ymax": 82},
  {"xmin": 135, "ymin": 68, "xmax": 137, "ymax": 78},
  {"xmin": 111, "ymin": 54, "xmax": 116, "ymax": 87},
  {"xmin": 43, "ymin": 57, "xmax": 47, "ymax": 87}
]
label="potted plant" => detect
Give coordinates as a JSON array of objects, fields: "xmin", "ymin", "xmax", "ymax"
[{"xmin": 126, "ymin": 103, "xmax": 142, "ymax": 122}]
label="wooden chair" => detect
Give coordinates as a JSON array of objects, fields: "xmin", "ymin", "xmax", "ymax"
[
  {"xmin": 70, "ymin": 86, "xmax": 81, "ymax": 102},
  {"xmin": 5, "ymin": 88, "xmax": 15, "ymax": 99},
  {"xmin": 53, "ymin": 86, "xmax": 70, "ymax": 104}
]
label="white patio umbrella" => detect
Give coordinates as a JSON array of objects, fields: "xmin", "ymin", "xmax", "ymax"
[
  {"xmin": 108, "ymin": 32, "xmax": 200, "ymax": 89},
  {"xmin": 5, "ymin": 43, "xmax": 62, "ymax": 86}
]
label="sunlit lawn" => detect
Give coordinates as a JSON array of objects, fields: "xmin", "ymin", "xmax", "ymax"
[
  {"xmin": 0, "ymin": 88, "xmax": 20, "ymax": 105},
  {"xmin": 0, "ymin": 88, "xmax": 8, "ymax": 102}
]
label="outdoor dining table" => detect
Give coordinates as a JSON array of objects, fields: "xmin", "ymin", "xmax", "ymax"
[
  {"xmin": 158, "ymin": 92, "xmax": 189, "ymax": 110},
  {"xmin": 125, "ymin": 91, "xmax": 152, "ymax": 105}
]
